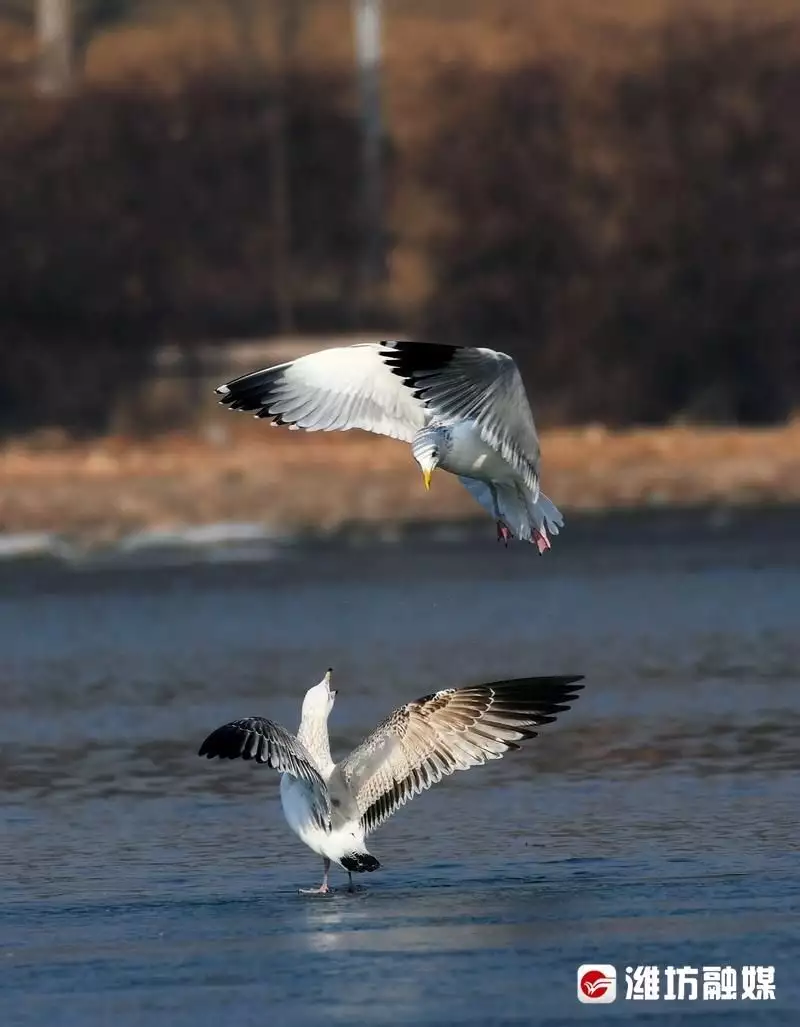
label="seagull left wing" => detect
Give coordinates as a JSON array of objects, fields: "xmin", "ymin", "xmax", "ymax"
[
  {"xmin": 216, "ymin": 344, "xmax": 426, "ymax": 441},
  {"xmin": 198, "ymin": 717, "xmax": 331, "ymax": 827},
  {"xmin": 338, "ymin": 676, "xmax": 584, "ymax": 836}
]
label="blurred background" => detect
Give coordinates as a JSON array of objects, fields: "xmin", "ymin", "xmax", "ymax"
[{"xmin": 0, "ymin": 0, "xmax": 799, "ymax": 548}]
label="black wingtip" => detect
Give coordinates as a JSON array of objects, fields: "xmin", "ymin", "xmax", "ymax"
[
  {"xmin": 483, "ymin": 675, "xmax": 586, "ymax": 710},
  {"xmin": 381, "ymin": 341, "xmax": 461, "ymax": 387},
  {"xmin": 197, "ymin": 720, "xmax": 270, "ymax": 762},
  {"xmin": 198, "ymin": 732, "xmax": 215, "ymax": 757},
  {"xmin": 198, "ymin": 729, "xmax": 226, "ymax": 760},
  {"xmin": 546, "ymin": 675, "xmax": 585, "ymax": 701},
  {"xmin": 518, "ymin": 674, "xmax": 585, "ymax": 690},
  {"xmin": 213, "ymin": 364, "xmax": 287, "ymax": 415}
]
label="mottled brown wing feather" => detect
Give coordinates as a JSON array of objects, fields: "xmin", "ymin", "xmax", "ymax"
[{"xmin": 338, "ymin": 676, "xmax": 584, "ymax": 835}]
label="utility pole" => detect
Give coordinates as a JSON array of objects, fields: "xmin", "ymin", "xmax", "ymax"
[
  {"xmin": 268, "ymin": 0, "xmax": 301, "ymax": 334},
  {"xmin": 352, "ymin": 0, "xmax": 386, "ymax": 307},
  {"xmin": 35, "ymin": 0, "xmax": 74, "ymax": 95}
]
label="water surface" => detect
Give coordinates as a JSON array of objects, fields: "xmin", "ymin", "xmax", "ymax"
[{"xmin": 1, "ymin": 508, "xmax": 799, "ymax": 1025}]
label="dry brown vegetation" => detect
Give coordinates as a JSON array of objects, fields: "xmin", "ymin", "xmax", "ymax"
[
  {"xmin": 2, "ymin": 418, "xmax": 799, "ymax": 542},
  {"xmin": 0, "ymin": 0, "xmax": 799, "ymax": 439}
]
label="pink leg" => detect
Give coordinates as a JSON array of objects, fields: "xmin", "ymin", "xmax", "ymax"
[
  {"xmin": 299, "ymin": 857, "xmax": 331, "ymax": 895},
  {"xmin": 496, "ymin": 521, "xmax": 512, "ymax": 547},
  {"xmin": 532, "ymin": 527, "xmax": 551, "ymax": 554}
]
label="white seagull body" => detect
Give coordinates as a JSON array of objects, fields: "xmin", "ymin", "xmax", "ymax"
[
  {"xmin": 198, "ymin": 669, "xmax": 584, "ymax": 892},
  {"xmin": 215, "ymin": 341, "xmax": 563, "ymax": 551}
]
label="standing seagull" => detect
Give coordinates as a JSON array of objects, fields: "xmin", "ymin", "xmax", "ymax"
[
  {"xmin": 215, "ymin": 341, "xmax": 562, "ymax": 551},
  {"xmin": 198, "ymin": 669, "xmax": 584, "ymax": 893}
]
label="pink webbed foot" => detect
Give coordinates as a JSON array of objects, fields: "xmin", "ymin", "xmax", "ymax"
[
  {"xmin": 496, "ymin": 521, "xmax": 512, "ymax": 547},
  {"xmin": 299, "ymin": 858, "xmax": 331, "ymax": 894},
  {"xmin": 532, "ymin": 528, "xmax": 551, "ymax": 554},
  {"xmin": 298, "ymin": 883, "xmax": 331, "ymax": 895}
]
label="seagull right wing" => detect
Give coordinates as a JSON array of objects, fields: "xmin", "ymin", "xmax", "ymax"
[
  {"xmin": 338, "ymin": 676, "xmax": 584, "ymax": 836},
  {"xmin": 198, "ymin": 717, "xmax": 331, "ymax": 828},
  {"xmin": 380, "ymin": 342, "xmax": 543, "ymax": 492},
  {"xmin": 216, "ymin": 344, "xmax": 426, "ymax": 441}
]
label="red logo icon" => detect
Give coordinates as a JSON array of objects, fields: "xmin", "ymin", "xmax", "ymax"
[{"xmin": 577, "ymin": 965, "xmax": 617, "ymax": 1003}]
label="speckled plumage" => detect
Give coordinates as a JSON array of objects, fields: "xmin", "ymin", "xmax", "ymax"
[
  {"xmin": 198, "ymin": 671, "xmax": 584, "ymax": 891},
  {"xmin": 339, "ymin": 678, "xmax": 584, "ymax": 835}
]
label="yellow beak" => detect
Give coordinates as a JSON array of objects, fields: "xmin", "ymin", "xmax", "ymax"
[{"xmin": 422, "ymin": 468, "xmax": 433, "ymax": 491}]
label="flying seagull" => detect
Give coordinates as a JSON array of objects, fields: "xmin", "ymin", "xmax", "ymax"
[
  {"xmin": 198, "ymin": 669, "xmax": 584, "ymax": 893},
  {"xmin": 215, "ymin": 341, "xmax": 563, "ymax": 551}
]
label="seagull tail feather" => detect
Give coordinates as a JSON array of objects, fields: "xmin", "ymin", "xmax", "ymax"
[
  {"xmin": 531, "ymin": 491, "xmax": 563, "ymax": 536},
  {"xmin": 340, "ymin": 851, "xmax": 381, "ymax": 873}
]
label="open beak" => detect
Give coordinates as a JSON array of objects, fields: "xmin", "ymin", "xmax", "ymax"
[{"xmin": 422, "ymin": 468, "xmax": 433, "ymax": 491}]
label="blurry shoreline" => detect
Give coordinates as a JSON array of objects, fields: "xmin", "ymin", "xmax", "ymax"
[{"xmin": 1, "ymin": 419, "xmax": 798, "ymax": 552}]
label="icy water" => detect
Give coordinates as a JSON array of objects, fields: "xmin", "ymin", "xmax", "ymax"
[{"xmin": 1, "ymin": 508, "xmax": 799, "ymax": 1026}]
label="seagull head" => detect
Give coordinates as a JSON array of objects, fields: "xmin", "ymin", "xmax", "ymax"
[
  {"xmin": 411, "ymin": 426, "xmax": 449, "ymax": 491},
  {"xmin": 301, "ymin": 668, "xmax": 337, "ymax": 720}
]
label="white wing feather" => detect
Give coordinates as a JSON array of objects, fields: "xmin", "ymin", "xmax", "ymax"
[{"xmin": 218, "ymin": 344, "xmax": 426, "ymax": 441}]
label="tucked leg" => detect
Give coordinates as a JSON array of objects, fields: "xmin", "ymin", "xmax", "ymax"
[
  {"xmin": 532, "ymin": 527, "xmax": 551, "ymax": 554},
  {"xmin": 299, "ymin": 857, "xmax": 331, "ymax": 895},
  {"xmin": 489, "ymin": 486, "xmax": 511, "ymax": 546},
  {"xmin": 496, "ymin": 521, "xmax": 512, "ymax": 546}
]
